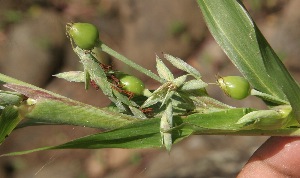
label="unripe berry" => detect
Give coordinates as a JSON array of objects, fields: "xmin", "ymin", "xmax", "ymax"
[
  {"xmin": 67, "ymin": 22, "xmax": 99, "ymax": 50},
  {"xmin": 217, "ymin": 76, "xmax": 250, "ymax": 100},
  {"xmin": 118, "ymin": 74, "xmax": 145, "ymax": 96}
]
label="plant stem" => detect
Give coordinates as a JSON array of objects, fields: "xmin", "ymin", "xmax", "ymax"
[
  {"xmin": 193, "ymin": 128, "xmax": 300, "ymax": 136},
  {"xmin": 99, "ymin": 43, "xmax": 165, "ymax": 83}
]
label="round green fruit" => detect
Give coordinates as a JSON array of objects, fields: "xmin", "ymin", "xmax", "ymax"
[
  {"xmin": 68, "ymin": 22, "xmax": 99, "ymax": 50},
  {"xmin": 217, "ymin": 76, "xmax": 250, "ymax": 100},
  {"xmin": 118, "ymin": 74, "xmax": 145, "ymax": 96}
]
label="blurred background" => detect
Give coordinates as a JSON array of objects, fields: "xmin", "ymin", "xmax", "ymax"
[{"xmin": 0, "ymin": 0, "xmax": 300, "ymax": 177}]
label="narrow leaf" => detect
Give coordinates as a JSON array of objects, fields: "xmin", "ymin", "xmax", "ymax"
[
  {"xmin": 160, "ymin": 101, "xmax": 173, "ymax": 151},
  {"xmin": 236, "ymin": 110, "xmax": 286, "ymax": 130},
  {"xmin": 163, "ymin": 54, "xmax": 201, "ymax": 79},
  {"xmin": 141, "ymin": 83, "xmax": 169, "ymax": 108},
  {"xmin": 251, "ymin": 89, "xmax": 288, "ymax": 105},
  {"xmin": 161, "ymin": 90, "xmax": 175, "ymax": 107},
  {"xmin": 112, "ymin": 89, "xmax": 139, "ymax": 107},
  {"xmin": 256, "ymin": 29, "xmax": 300, "ymax": 121},
  {"xmin": 173, "ymin": 75, "xmax": 187, "ymax": 88},
  {"xmin": 108, "ymin": 97, "xmax": 127, "ymax": 112},
  {"xmin": 192, "ymin": 95, "xmax": 234, "ymax": 113},
  {"xmin": 4, "ymin": 108, "xmax": 300, "ymax": 156},
  {"xmin": 1, "ymin": 118, "xmax": 165, "ymax": 156},
  {"xmin": 24, "ymin": 99, "xmax": 138, "ymax": 129},
  {"xmin": 100, "ymin": 43, "xmax": 165, "ymax": 83},
  {"xmin": 4, "ymin": 84, "xmax": 138, "ymax": 130},
  {"xmin": 53, "ymin": 71, "xmax": 85, "ymax": 83},
  {"xmin": 0, "ymin": 106, "xmax": 21, "ymax": 144},
  {"xmin": 184, "ymin": 108, "xmax": 253, "ymax": 130},
  {"xmin": 82, "ymin": 58, "xmax": 113, "ymax": 97},
  {"xmin": 0, "ymin": 91, "xmax": 23, "ymax": 107},
  {"xmin": 156, "ymin": 56, "xmax": 174, "ymax": 81},
  {"xmin": 197, "ymin": 0, "xmax": 300, "ymax": 122},
  {"xmin": 197, "ymin": 0, "xmax": 287, "ymax": 101},
  {"xmin": 180, "ymin": 79, "xmax": 208, "ymax": 91},
  {"xmin": 129, "ymin": 106, "xmax": 147, "ymax": 120},
  {"xmin": 141, "ymin": 95, "xmax": 163, "ymax": 108}
]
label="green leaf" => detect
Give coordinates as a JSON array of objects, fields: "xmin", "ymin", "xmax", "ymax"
[
  {"xmin": 3, "ymin": 83, "xmax": 138, "ymax": 130},
  {"xmin": 53, "ymin": 71, "xmax": 85, "ymax": 83},
  {"xmin": 160, "ymin": 101, "xmax": 173, "ymax": 151},
  {"xmin": 0, "ymin": 91, "xmax": 23, "ymax": 107},
  {"xmin": 24, "ymin": 99, "xmax": 138, "ymax": 129},
  {"xmin": 192, "ymin": 95, "xmax": 233, "ymax": 113},
  {"xmin": 180, "ymin": 79, "xmax": 207, "ymax": 91},
  {"xmin": 197, "ymin": 0, "xmax": 300, "ymax": 122},
  {"xmin": 0, "ymin": 73, "xmax": 60, "ymax": 97},
  {"xmin": 173, "ymin": 75, "xmax": 187, "ymax": 88},
  {"xmin": 141, "ymin": 83, "xmax": 170, "ymax": 108},
  {"xmin": 0, "ymin": 109, "xmax": 246, "ymax": 156},
  {"xmin": 99, "ymin": 43, "xmax": 165, "ymax": 83},
  {"xmin": 236, "ymin": 110, "xmax": 287, "ymax": 130},
  {"xmin": 112, "ymin": 89, "xmax": 138, "ymax": 107},
  {"xmin": 1, "ymin": 118, "xmax": 165, "ymax": 156},
  {"xmin": 156, "ymin": 55, "xmax": 174, "ymax": 81},
  {"xmin": 74, "ymin": 47, "xmax": 113, "ymax": 97},
  {"xmin": 256, "ymin": 29, "xmax": 300, "ymax": 121},
  {"xmin": 0, "ymin": 106, "xmax": 21, "ymax": 144},
  {"xmin": 129, "ymin": 106, "xmax": 147, "ymax": 120},
  {"xmin": 197, "ymin": 1, "xmax": 283, "ymax": 99},
  {"xmin": 185, "ymin": 108, "xmax": 252, "ymax": 130},
  {"xmin": 172, "ymin": 92, "xmax": 196, "ymax": 111},
  {"xmin": 3, "ymin": 107, "xmax": 300, "ymax": 156},
  {"xmin": 250, "ymin": 89, "xmax": 288, "ymax": 105},
  {"xmin": 163, "ymin": 54, "xmax": 201, "ymax": 79},
  {"xmin": 107, "ymin": 96, "xmax": 127, "ymax": 112},
  {"xmin": 161, "ymin": 90, "xmax": 175, "ymax": 107}
]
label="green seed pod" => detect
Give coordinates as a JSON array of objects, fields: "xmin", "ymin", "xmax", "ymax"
[
  {"xmin": 118, "ymin": 74, "xmax": 145, "ymax": 96},
  {"xmin": 67, "ymin": 22, "xmax": 99, "ymax": 50},
  {"xmin": 217, "ymin": 76, "xmax": 250, "ymax": 100}
]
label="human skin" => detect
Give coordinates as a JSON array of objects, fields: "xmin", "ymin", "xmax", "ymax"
[{"xmin": 237, "ymin": 137, "xmax": 300, "ymax": 177}]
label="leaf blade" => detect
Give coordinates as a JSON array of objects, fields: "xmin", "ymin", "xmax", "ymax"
[
  {"xmin": 156, "ymin": 55, "xmax": 174, "ymax": 81},
  {"xmin": 197, "ymin": 0, "xmax": 286, "ymax": 100},
  {"xmin": 163, "ymin": 54, "xmax": 202, "ymax": 79},
  {"xmin": 53, "ymin": 71, "xmax": 85, "ymax": 83},
  {"xmin": 0, "ymin": 106, "xmax": 21, "ymax": 144}
]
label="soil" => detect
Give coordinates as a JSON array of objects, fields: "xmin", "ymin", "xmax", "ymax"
[{"xmin": 0, "ymin": 0, "xmax": 299, "ymax": 178}]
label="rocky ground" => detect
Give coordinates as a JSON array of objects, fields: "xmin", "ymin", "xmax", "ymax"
[{"xmin": 0, "ymin": 0, "xmax": 299, "ymax": 177}]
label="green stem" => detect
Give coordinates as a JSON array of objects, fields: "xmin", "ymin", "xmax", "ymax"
[
  {"xmin": 98, "ymin": 43, "xmax": 165, "ymax": 83},
  {"xmin": 193, "ymin": 128, "xmax": 300, "ymax": 136}
]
